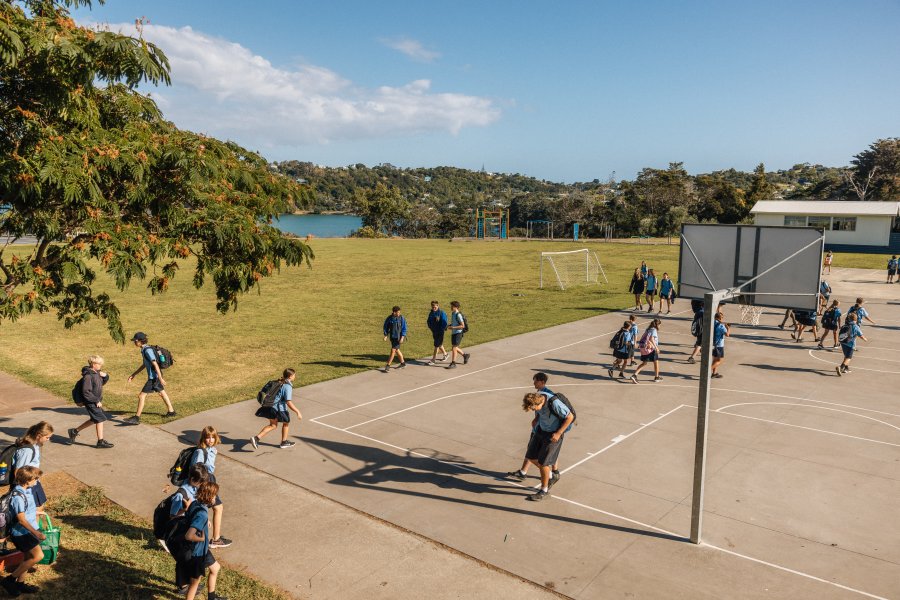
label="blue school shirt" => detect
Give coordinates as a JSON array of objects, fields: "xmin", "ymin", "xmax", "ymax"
[
  {"xmin": 449, "ymin": 311, "xmax": 466, "ymax": 332},
  {"xmin": 713, "ymin": 321, "xmax": 727, "ymax": 348},
  {"xmin": 629, "ymin": 324, "xmax": 639, "ymax": 343},
  {"xmin": 536, "ymin": 395, "xmax": 570, "ymax": 433},
  {"xmin": 842, "ymin": 323, "xmax": 863, "ymax": 349},
  {"xmin": 190, "ymin": 447, "xmax": 216, "ymax": 474},
  {"xmin": 12, "ymin": 445, "xmax": 39, "ymax": 469},
  {"xmin": 170, "ymin": 484, "xmax": 198, "ymax": 516},
  {"xmin": 274, "ymin": 383, "xmax": 293, "ymax": 411},
  {"xmin": 617, "ymin": 330, "xmax": 634, "ymax": 352},
  {"xmin": 187, "ymin": 503, "xmax": 210, "ymax": 558},
  {"xmin": 10, "ymin": 485, "xmax": 37, "ymax": 537},
  {"xmin": 856, "ymin": 307, "xmax": 868, "ymax": 321},
  {"xmin": 640, "ymin": 265, "xmax": 648, "ymax": 276},
  {"xmin": 645, "ymin": 275, "xmax": 657, "ymax": 291},
  {"xmin": 141, "ymin": 345, "xmax": 158, "ymax": 380},
  {"xmin": 427, "ymin": 309, "xmax": 448, "ymax": 334},
  {"xmin": 660, "ymin": 278, "xmax": 673, "ymax": 296},
  {"xmin": 640, "ymin": 328, "xmax": 659, "ymax": 351}
]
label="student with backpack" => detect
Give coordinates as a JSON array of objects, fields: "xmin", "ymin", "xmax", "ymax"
[
  {"xmin": 173, "ymin": 481, "xmax": 229, "ymax": 600},
  {"xmin": 848, "ymin": 297, "xmax": 876, "ymax": 327},
  {"xmin": 818, "ymin": 300, "xmax": 842, "ymax": 349},
  {"xmin": 644, "ymin": 269, "xmax": 658, "ymax": 313},
  {"xmin": 658, "ymin": 272, "xmax": 675, "ymax": 314},
  {"xmin": 627, "ymin": 315, "xmax": 639, "ymax": 366},
  {"xmin": 507, "ymin": 373, "xmax": 564, "ymax": 486},
  {"xmin": 631, "ymin": 319, "xmax": 662, "ymax": 383},
  {"xmin": 887, "ymin": 256, "xmax": 898, "ymax": 283},
  {"xmin": 67, "ymin": 355, "xmax": 114, "ymax": 449},
  {"xmin": 517, "ymin": 390, "xmax": 574, "ymax": 502},
  {"xmin": 251, "ymin": 368, "xmax": 301, "ymax": 450},
  {"xmin": 8, "ymin": 422, "xmax": 53, "ymax": 509},
  {"xmin": 836, "ymin": 313, "xmax": 867, "ymax": 376},
  {"xmin": 446, "ymin": 301, "xmax": 470, "ymax": 369},
  {"xmin": 792, "ymin": 310, "xmax": 818, "ymax": 343},
  {"xmin": 710, "ymin": 312, "xmax": 730, "ymax": 379},
  {"xmin": 1, "ymin": 466, "xmax": 46, "ymax": 597},
  {"xmin": 190, "ymin": 427, "xmax": 231, "ymax": 549},
  {"xmin": 818, "ymin": 281, "xmax": 832, "ymax": 315},
  {"xmin": 426, "ymin": 301, "xmax": 449, "ymax": 365},
  {"xmin": 628, "ymin": 268, "xmax": 645, "ymax": 311},
  {"xmin": 125, "ymin": 331, "xmax": 176, "ymax": 424},
  {"xmin": 608, "ymin": 321, "xmax": 633, "ymax": 379},
  {"xmin": 155, "ymin": 464, "xmax": 209, "ymax": 555},
  {"xmin": 687, "ymin": 307, "xmax": 704, "ymax": 364},
  {"xmin": 382, "ymin": 306, "xmax": 408, "ymax": 372}
]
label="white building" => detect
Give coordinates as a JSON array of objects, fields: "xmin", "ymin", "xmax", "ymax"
[{"xmin": 750, "ymin": 201, "xmax": 900, "ymax": 251}]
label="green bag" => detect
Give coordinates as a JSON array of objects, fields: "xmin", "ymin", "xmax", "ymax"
[{"xmin": 37, "ymin": 514, "xmax": 60, "ymax": 565}]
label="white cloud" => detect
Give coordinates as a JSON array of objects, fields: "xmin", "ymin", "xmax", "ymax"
[
  {"xmin": 101, "ymin": 23, "xmax": 500, "ymax": 146},
  {"xmin": 379, "ymin": 36, "xmax": 441, "ymax": 63}
]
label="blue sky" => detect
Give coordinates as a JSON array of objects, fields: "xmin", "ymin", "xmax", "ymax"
[{"xmin": 74, "ymin": 1, "xmax": 900, "ymax": 182}]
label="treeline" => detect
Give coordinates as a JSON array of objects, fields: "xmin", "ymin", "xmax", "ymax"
[{"xmin": 274, "ymin": 138, "xmax": 899, "ymax": 239}]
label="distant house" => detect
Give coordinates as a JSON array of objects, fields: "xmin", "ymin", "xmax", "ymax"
[{"xmin": 750, "ymin": 200, "xmax": 900, "ymax": 252}]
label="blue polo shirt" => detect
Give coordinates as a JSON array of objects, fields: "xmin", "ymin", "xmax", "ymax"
[
  {"xmin": 141, "ymin": 346, "xmax": 158, "ymax": 380},
  {"xmin": 645, "ymin": 275, "xmax": 657, "ymax": 291},
  {"xmin": 449, "ymin": 311, "xmax": 466, "ymax": 332},
  {"xmin": 842, "ymin": 323, "xmax": 863, "ymax": 349},
  {"xmin": 660, "ymin": 278, "xmax": 673, "ymax": 296},
  {"xmin": 187, "ymin": 503, "xmax": 210, "ymax": 558},
  {"xmin": 617, "ymin": 330, "xmax": 633, "ymax": 352},
  {"xmin": 12, "ymin": 445, "xmax": 39, "ymax": 469},
  {"xmin": 170, "ymin": 484, "xmax": 198, "ymax": 516},
  {"xmin": 274, "ymin": 382, "xmax": 293, "ymax": 411},
  {"xmin": 536, "ymin": 395, "xmax": 570, "ymax": 433},
  {"xmin": 190, "ymin": 447, "xmax": 216, "ymax": 474},
  {"xmin": 629, "ymin": 324, "xmax": 639, "ymax": 342},
  {"xmin": 713, "ymin": 321, "xmax": 727, "ymax": 348},
  {"xmin": 10, "ymin": 485, "xmax": 37, "ymax": 537}
]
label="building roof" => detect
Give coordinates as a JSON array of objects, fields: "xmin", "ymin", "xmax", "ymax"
[{"xmin": 750, "ymin": 201, "xmax": 900, "ymax": 217}]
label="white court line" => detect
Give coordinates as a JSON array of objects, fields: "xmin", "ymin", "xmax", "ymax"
[
  {"xmin": 311, "ymin": 309, "xmax": 691, "ymax": 424},
  {"xmin": 808, "ymin": 349, "xmax": 900, "ymax": 375},
  {"xmin": 313, "ymin": 410, "xmax": 889, "ymax": 600},
  {"xmin": 717, "ymin": 402, "xmax": 900, "ymax": 433},
  {"xmin": 559, "ymin": 404, "xmax": 687, "ymax": 475}
]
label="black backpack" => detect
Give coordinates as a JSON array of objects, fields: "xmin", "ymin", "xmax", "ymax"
[
  {"xmin": 145, "ymin": 345, "xmax": 174, "ymax": 370},
  {"xmin": 257, "ymin": 380, "xmax": 282, "ymax": 408},
  {"xmin": 460, "ymin": 313, "xmax": 469, "ymax": 333},
  {"xmin": 163, "ymin": 502, "xmax": 204, "ymax": 562},
  {"xmin": 609, "ymin": 330, "xmax": 626, "ymax": 350},
  {"xmin": 548, "ymin": 393, "xmax": 576, "ymax": 432},
  {"xmin": 0, "ymin": 489, "xmax": 25, "ymax": 539},
  {"xmin": 822, "ymin": 308, "xmax": 837, "ymax": 330},
  {"xmin": 71, "ymin": 377, "xmax": 85, "ymax": 406},
  {"xmin": 690, "ymin": 314, "xmax": 702, "ymax": 337},
  {"xmin": 168, "ymin": 447, "xmax": 206, "ymax": 485},
  {"xmin": 152, "ymin": 486, "xmax": 189, "ymax": 540},
  {"xmin": 0, "ymin": 444, "xmax": 34, "ymax": 487},
  {"xmin": 838, "ymin": 323, "xmax": 852, "ymax": 343}
]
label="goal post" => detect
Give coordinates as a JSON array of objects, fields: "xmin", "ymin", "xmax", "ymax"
[{"xmin": 539, "ymin": 248, "xmax": 607, "ymax": 289}]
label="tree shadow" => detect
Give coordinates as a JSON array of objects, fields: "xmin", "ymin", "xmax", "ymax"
[{"xmin": 303, "ymin": 436, "xmax": 685, "ymax": 544}]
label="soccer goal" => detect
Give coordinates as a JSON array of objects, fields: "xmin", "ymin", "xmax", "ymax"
[{"xmin": 539, "ymin": 249, "xmax": 607, "ymax": 290}]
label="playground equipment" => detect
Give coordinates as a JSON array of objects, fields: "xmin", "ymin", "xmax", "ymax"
[
  {"xmin": 475, "ymin": 207, "xmax": 509, "ymax": 239},
  {"xmin": 526, "ymin": 219, "xmax": 553, "ymax": 239}
]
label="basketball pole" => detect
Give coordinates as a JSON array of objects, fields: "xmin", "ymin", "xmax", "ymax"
[{"xmin": 689, "ymin": 288, "xmax": 728, "ymax": 544}]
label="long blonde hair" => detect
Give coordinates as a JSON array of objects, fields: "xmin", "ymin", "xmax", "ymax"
[
  {"xmin": 197, "ymin": 425, "xmax": 220, "ymax": 449},
  {"xmin": 17, "ymin": 421, "xmax": 54, "ymax": 447}
]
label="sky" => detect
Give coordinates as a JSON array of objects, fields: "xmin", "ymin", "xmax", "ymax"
[{"xmin": 73, "ymin": 1, "xmax": 900, "ymax": 183}]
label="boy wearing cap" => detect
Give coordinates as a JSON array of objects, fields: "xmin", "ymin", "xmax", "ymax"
[{"xmin": 125, "ymin": 332, "xmax": 176, "ymax": 424}]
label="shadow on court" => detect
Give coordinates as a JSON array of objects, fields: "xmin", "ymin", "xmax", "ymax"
[{"xmin": 303, "ymin": 436, "xmax": 686, "ymax": 544}]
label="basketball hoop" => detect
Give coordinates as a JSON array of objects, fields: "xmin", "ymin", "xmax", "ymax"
[{"xmin": 739, "ymin": 303, "xmax": 764, "ymax": 326}]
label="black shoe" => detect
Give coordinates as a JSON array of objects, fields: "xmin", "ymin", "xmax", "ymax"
[
  {"xmin": 208, "ymin": 592, "xmax": 229, "ymax": 600},
  {"xmin": 463, "ymin": 353, "xmax": 470, "ymax": 365},
  {"xmin": 96, "ymin": 439, "xmax": 114, "ymax": 449},
  {"xmin": 164, "ymin": 411, "xmax": 177, "ymax": 418},
  {"xmin": 506, "ymin": 470, "xmax": 526, "ymax": 481},
  {"xmin": 607, "ymin": 368, "xmax": 614, "ymax": 379},
  {"xmin": 526, "ymin": 489, "xmax": 549, "ymax": 502},
  {"xmin": 67, "ymin": 428, "xmax": 79, "ymax": 443},
  {"xmin": 1, "ymin": 576, "xmax": 21, "ymax": 597},
  {"xmin": 279, "ymin": 441, "xmax": 296, "ymax": 449},
  {"xmin": 446, "ymin": 362, "xmax": 457, "ymax": 369},
  {"xmin": 210, "ymin": 536, "xmax": 232, "ymax": 548},
  {"xmin": 15, "ymin": 581, "xmax": 38, "ymax": 594},
  {"xmin": 175, "ymin": 582, "xmax": 205, "ymax": 596},
  {"xmin": 548, "ymin": 471, "xmax": 561, "ymax": 488},
  {"xmin": 398, "ymin": 362, "xmax": 406, "ymax": 369},
  {"xmin": 123, "ymin": 415, "xmax": 140, "ymax": 425}
]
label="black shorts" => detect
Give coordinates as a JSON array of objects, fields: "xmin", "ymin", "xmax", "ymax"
[
  {"xmin": 841, "ymin": 344, "xmax": 854, "ymax": 359},
  {"xmin": 207, "ymin": 473, "xmax": 223, "ymax": 507},
  {"xmin": 389, "ymin": 337, "xmax": 402, "ymax": 350},
  {"xmin": 613, "ymin": 349, "xmax": 629, "ymax": 360},
  {"xmin": 713, "ymin": 347, "xmax": 725, "ymax": 358},
  {"xmin": 451, "ymin": 333, "xmax": 463, "ymax": 347},
  {"xmin": 11, "ymin": 532, "xmax": 40, "ymax": 553},
  {"xmin": 431, "ymin": 331, "xmax": 445, "ymax": 348},
  {"xmin": 84, "ymin": 402, "xmax": 108, "ymax": 423},
  {"xmin": 176, "ymin": 551, "xmax": 216, "ymax": 585},
  {"xmin": 525, "ymin": 429, "xmax": 564, "ymax": 467},
  {"xmin": 31, "ymin": 479, "xmax": 46, "ymax": 507},
  {"xmin": 694, "ymin": 336, "xmax": 702, "ymax": 348},
  {"xmin": 640, "ymin": 351, "xmax": 658, "ymax": 362},
  {"xmin": 890, "ymin": 269, "xmax": 897, "ymax": 276},
  {"xmin": 141, "ymin": 379, "xmax": 164, "ymax": 394},
  {"xmin": 255, "ymin": 406, "xmax": 290, "ymax": 423},
  {"xmin": 646, "ymin": 290, "xmax": 657, "ymax": 296}
]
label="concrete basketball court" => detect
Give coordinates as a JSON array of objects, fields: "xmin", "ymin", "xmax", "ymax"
[{"xmin": 165, "ymin": 266, "xmax": 900, "ymax": 599}]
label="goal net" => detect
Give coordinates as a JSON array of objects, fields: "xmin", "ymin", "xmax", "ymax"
[{"xmin": 540, "ymin": 249, "xmax": 607, "ymax": 290}]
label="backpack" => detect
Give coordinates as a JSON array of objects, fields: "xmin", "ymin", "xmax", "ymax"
[
  {"xmin": 638, "ymin": 330, "xmax": 656, "ymax": 355},
  {"xmin": 548, "ymin": 393, "xmax": 576, "ymax": 432},
  {"xmin": 71, "ymin": 377, "xmax": 85, "ymax": 406},
  {"xmin": 0, "ymin": 444, "xmax": 34, "ymax": 487},
  {"xmin": 163, "ymin": 502, "xmax": 204, "ymax": 562},
  {"xmin": 168, "ymin": 447, "xmax": 206, "ymax": 485},
  {"xmin": 609, "ymin": 330, "xmax": 626, "ymax": 350},
  {"xmin": 0, "ymin": 489, "xmax": 25, "ymax": 539},
  {"xmin": 152, "ymin": 486, "xmax": 189, "ymax": 540},
  {"xmin": 848, "ymin": 304, "xmax": 860, "ymax": 316},
  {"xmin": 838, "ymin": 323, "xmax": 852, "ymax": 343},
  {"xmin": 257, "ymin": 379, "xmax": 282, "ymax": 408},
  {"xmin": 145, "ymin": 345, "xmax": 174, "ymax": 369},
  {"xmin": 690, "ymin": 315, "xmax": 702, "ymax": 337},
  {"xmin": 460, "ymin": 312, "xmax": 469, "ymax": 333},
  {"xmin": 822, "ymin": 308, "xmax": 837, "ymax": 330}
]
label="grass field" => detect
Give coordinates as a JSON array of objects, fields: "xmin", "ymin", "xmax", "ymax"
[
  {"xmin": 0, "ymin": 240, "xmax": 680, "ymax": 421},
  {"xmin": 0, "ymin": 240, "xmax": 885, "ymax": 422},
  {"xmin": 29, "ymin": 472, "xmax": 289, "ymax": 599}
]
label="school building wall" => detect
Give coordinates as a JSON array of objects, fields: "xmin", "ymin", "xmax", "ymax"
[{"xmin": 753, "ymin": 214, "xmax": 892, "ymax": 247}]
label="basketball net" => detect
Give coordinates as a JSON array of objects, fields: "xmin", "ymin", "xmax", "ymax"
[{"xmin": 739, "ymin": 304, "xmax": 764, "ymax": 326}]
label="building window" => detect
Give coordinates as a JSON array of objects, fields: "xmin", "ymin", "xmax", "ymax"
[
  {"xmin": 807, "ymin": 216, "xmax": 832, "ymax": 230},
  {"xmin": 784, "ymin": 216, "xmax": 806, "ymax": 227},
  {"xmin": 832, "ymin": 216, "xmax": 857, "ymax": 231}
]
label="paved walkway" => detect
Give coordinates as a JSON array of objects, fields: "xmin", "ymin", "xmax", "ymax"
[{"xmin": 0, "ymin": 370, "xmax": 64, "ymax": 416}]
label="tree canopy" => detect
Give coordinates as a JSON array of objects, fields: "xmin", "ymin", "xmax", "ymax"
[{"xmin": 0, "ymin": 0, "xmax": 314, "ymax": 341}]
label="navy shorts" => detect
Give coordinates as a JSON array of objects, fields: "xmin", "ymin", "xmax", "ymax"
[
  {"xmin": 841, "ymin": 344, "xmax": 854, "ymax": 359},
  {"xmin": 451, "ymin": 333, "xmax": 463, "ymax": 347},
  {"xmin": 11, "ymin": 532, "xmax": 40, "ymax": 553},
  {"xmin": 141, "ymin": 379, "xmax": 164, "ymax": 394},
  {"xmin": 255, "ymin": 406, "xmax": 290, "ymax": 423},
  {"xmin": 432, "ymin": 331, "xmax": 445, "ymax": 348},
  {"xmin": 613, "ymin": 349, "xmax": 629, "ymax": 361},
  {"xmin": 176, "ymin": 551, "xmax": 216, "ymax": 585},
  {"xmin": 84, "ymin": 402, "xmax": 108, "ymax": 423},
  {"xmin": 640, "ymin": 351, "xmax": 658, "ymax": 362},
  {"xmin": 713, "ymin": 347, "xmax": 725, "ymax": 358},
  {"xmin": 389, "ymin": 337, "xmax": 402, "ymax": 350},
  {"xmin": 525, "ymin": 429, "xmax": 564, "ymax": 467},
  {"xmin": 646, "ymin": 290, "xmax": 657, "ymax": 296}
]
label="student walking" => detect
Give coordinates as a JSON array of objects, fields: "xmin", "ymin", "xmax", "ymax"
[
  {"xmin": 11, "ymin": 422, "xmax": 52, "ymax": 509},
  {"xmin": 640, "ymin": 261, "xmax": 648, "ymax": 278},
  {"xmin": 818, "ymin": 300, "xmax": 842, "ymax": 348},
  {"xmin": 608, "ymin": 321, "xmax": 633, "ymax": 379},
  {"xmin": 629, "ymin": 269, "xmax": 645, "ymax": 311},
  {"xmin": 778, "ymin": 309, "xmax": 797, "ymax": 330},
  {"xmin": 190, "ymin": 427, "xmax": 231, "ymax": 548},
  {"xmin": 446, "ymin": 301, "xmax": 470, "ymax": 369},
  {"xmin": 836, "ymin": 313, "xmax": 867, "ymax": 376},
  {"xmin": 382, "ymin": 306, "xmax": 408, "ymax": 372},
  {"xmin": 658, "ymin": 273, "xmax": 674, "ymax": 313},
  {"xmin": 68, "ymin": 355, "xmax": 114, "ymax": 448},
  {"xmin": 162, "ymin": 463, "xmax": 209, "ymax": 557},
  {"xmin": 426, "ymin": 301, "xmax": 449, "ymax": 365},
  {"xmin": 711, "ymin": 312, "xmax": 730, "ymax": 378},
  {"xmin": 644, "ymin": 269, "xmax": 658, "ymax": 313},
  {"xmin": 125, "ymin": 332, "xmax": 175, "ymax": 424},
  {"xmin": 822, "ymin": 250, "xmax": 833, "ymax": 274},
  {"xmin": 1, "ymin": 466, "xmax": 46, "ymax": 597},
  {"xmin": 516, "ymin": 391, "xmax": 573, "ymax": 502},
  {"xmin": 631, "ymin": 319, "xmax": 662, "ymax": 383},
  {"xmin": 818, "ymin": 280, "xmax": 832, "ymax": 314},
  {"xmin": 506, "ymin": 373, "xmax": 563, "ymax": 485},
  {"xmin": 176, "ymin": 482, "xmax": 229, "ymax": 600},
  {"xmin": 687, "ymin": 306, "xmax": 704, "ymax": 364},
  {"xmin": 887, "ymin": 256, "xmax": 898, "ymax": 283},
  {"xmin": 251, "ymin": 368, "xmax": 302, "ymax": 450},
  {"xmin": 792, "ymin": 310, "xmax": 818, "ymax": 343},
  {"xmin": 627, "ymin": 315, "xmax": 639, "ymax": 366},
  {"xmin": 848, "ymin": 297, "xmax": 876, "ymax": 327}
]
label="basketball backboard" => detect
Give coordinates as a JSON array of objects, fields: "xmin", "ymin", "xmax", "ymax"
[{"xmin": 677, "ymin": 224, "xmax": 824, "ymax": 312}]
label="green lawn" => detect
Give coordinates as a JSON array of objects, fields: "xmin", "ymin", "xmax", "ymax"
[{"xmin": 0, "ymin": 240, "xmax": 679, "ymax": 421}]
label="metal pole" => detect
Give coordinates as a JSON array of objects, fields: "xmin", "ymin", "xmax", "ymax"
[
  {"xmin": 540, "ymin": 253, "xmax": 543, "ymax": 288},
  {"xmin": 690, "ymin": 289, "xmax": 727, "ymax": 544}
]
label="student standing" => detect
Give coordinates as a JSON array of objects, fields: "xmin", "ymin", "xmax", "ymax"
[
  {"xmin": 177, "ymin": 482, "xmax": 229, "ymax": 600},
  {"xmin": 382, "ymin": 306, "xmax": 408, "ymax": 372},
  {"xmin": 426, "ymin": 301, "xmax": 449, "ymax": 365},
  {"xmin": 629, "ymin": 269, "xmax": 645, "ymax": 311},
  {"xmin": 125, "ymin": 332, "xmax": 176, "ymax": 424},
  {"xmin": 1, "ymin": 466, "xmax": 46, "ymax": 597},
  {"xmin": 251, "ymin": 368, "xmax": 301, "ymax": 450},
  {"xmin": 822, "ymin": 250, "xmax": 833, "ymax": 274},
  {"xmin": 608, "ymin": 321, "xmax": 633, "ymax": 379},
  {"xmin": 836, "ymin": 313, "xmax": 867, "ymax": 376},
  {"xmin": 710, "ymin": 312, "xmax": 730, "ymax": 378},
  {"xmin": 11, "ymin": 422, "xmax": 52, "ymax": 509},
  {"xmin": 658, "ymin": 273, "xmax": 674, "ymax": 313},
  {"xmin": 887, "ymin": 256, "xmax": 898, "ymax": 283},
  {"xmin": 68, "ymin": 355, "xmax": 114, "ymax": 448},
  {"xmin": 818, "ymin": 300, "xmax": 842, "ymax": 349},
  {"xmin": 190, "ymin": 426, "xmax": 231, "ymax": 548},
  {"xmin": 506, "ymin": 373, "xmax": 563, "ymax": 486},
  {"xmin": 644, "ymin": 269, "xmax": 658, "ymax": 313},
  {"xmin": 631, "ymin": 319, "xmax": 662, "ymax": 383},
  {"xmin": 518, "ymin": 391, "xmax": 573, "ymax": 502},
  {"xmin": 446, "ymin": 301, "xmax": 470, "ymax": 369}
]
